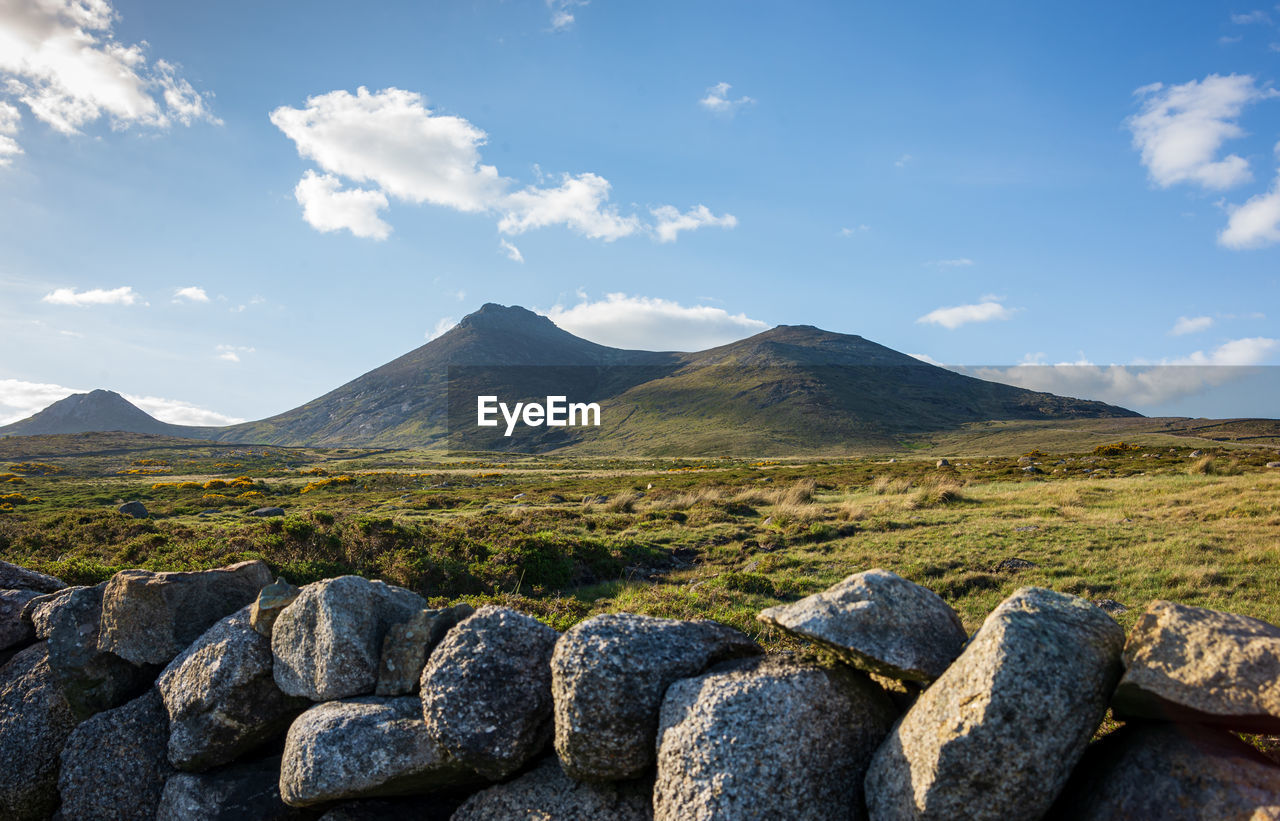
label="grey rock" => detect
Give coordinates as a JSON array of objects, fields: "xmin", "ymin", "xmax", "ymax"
[
  {"xmin": 99, "ymin": 560, "xmax": 274, "ymax": 667},
  {"xmin": 1113, "ymin": 599, "xmax": 1280, "ymax": 732},
  {"xmin": 1267, "ymin": 461, "xmax": 1280, "ymax": 468},
  {"xmin": 375, "ymin": 603, "xmax": 475, "ymax": 697},
  {"xmin": 250, "ymin": 577, "xmax": 301, "ymax": 638},
  {"xmin": 158, "ymin": 607, "xmax": 308, "ymax": 771},
  {"xmin": 421, "ymin": 606, "xmax": 559, "ymax": 780},
  {"xmin": 21, "ymin": 585, "xmax": 85, "ymax": 638},
  {"xmin": 280, "ymin": 697, "xmax": 481, "ymax": 807},
  {"xmin": 118, "ymin": 500, "xmax": 149, "ymax": 518},
  {"xmin": 58, "ymin": 688, "xmax": 174, "ymax": 820},
  {"xmin": 993, "ymin": 557, "xmax": 1038, "ymax": 572},
  {"xmin": 0, "ymin": 559, "xmax": 65, "ymax": 593},
  {"xmin": 44, "ymin": 582, "xmax": 154, "ymax": 719},
  {"xmin": 455, "ymin": 756, "xmax": 652, "ymax": 821},
  {"xmin": 552, "ymin": 613, "xmax": 759, "ymax": 780},
  {"xmin": 1050, "ymin": 722, "xmax": 1280, "ymax": 820},
  {"xmin": 272, "ymin": 576, "xmax": 428, "ymax": 701},
  {"xmin": 654, "ymin": 656, "xmax": 895, "ymax": 821},
  {"xmin": 864, "ymin": 587, "xmax": 1124, "ymax": 821},
  {"xmin": 1092, "ymin": 598, "xmax": 1128, "ymax": 615},
  {"xmin": 250, "ymin": 507, "xmax": 286, "ymax": 517},
  {"xmin": 0, "ymin": 588, "xmax": 39, "ymax": 651},
  {"xmin": 158, "ymin": 756, "xmax": 309, "ymax": 821},
  {"xmin": 318, "ymin": 796, "xmax": 459, "ymax": 820},
  {"xmin": 0, "ymin": 644, "xmax": 79, "ymax": 820},
  {"xmin": 935, "ymin": 459, "xmax": 949, "ymax": 468},
  {"xmin": 758, "ymin": 569, "xmax": 966, "ymax": 682}
]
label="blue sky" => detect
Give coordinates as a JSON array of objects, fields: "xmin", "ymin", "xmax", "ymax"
[{"xmin": 1, "ymin": 0, "xmax": 1278, "ymax": 425}]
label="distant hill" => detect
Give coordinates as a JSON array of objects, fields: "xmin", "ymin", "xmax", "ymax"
[
  {"xmin": 2, "ymin": 305, "xmax": 1141, "ymax": 453},
  {"xmin": 0, "ymin": 390, "xmax": 202, "ymax": 438}
]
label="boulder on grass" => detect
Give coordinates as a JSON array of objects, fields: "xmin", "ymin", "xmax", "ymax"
[
  {"xmin": 758, "ymin": 568, "xmax": 967, "ymax": 682},
  {"xmin": 864, "ymin": 587, "xmax": 1124, "ymax": 821},
  {"xmin": 98, "ymin": 561, "xmax": 274, "ymax": 667},
  {"xmin": 272, "ymin": 576, "xmax": 428, "ymax": 701},
  {"xmin": 158, "ymin": 607, "xmax": 308, "ymax": 771},
  {"xmin": 0, "ymin": 644, "xmax": 79, "ymax": 820},
  {"xmin": 58, "ymin": 688, "xmax": 174, "ymax": 820},
  {"xmin": 552, "ymin": 612, "xmax": 759, "ymax": 781},
  {"xmin": 157, "ymin": 755, "xmax": 308, "ymax": 821},
  {"xmin": 654, "ymin": 655, "xmax": 894, "ymax": 821},
  {"xmin": 375, "ymin": 603, "xmax": 475, "ymax": 697},
  {"xmin": 421, "ymin": 606, "xmax": 559, "ymax": 781},
  {"xmin": 455, "ymin": 756, "xmax": 652, "ymax": 821},
  {"xmin": 1113, "ymin": 600, "xmax": 1280, "ymax": 733}
]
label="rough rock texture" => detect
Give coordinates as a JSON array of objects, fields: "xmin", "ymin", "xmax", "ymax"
[
  {"xmin": 0, "ymin": 588, "xmax": 39, "ymax": 651},
  {"xmin": 157, "ymin": 756, "xmax": 308, "ymax": 821},
  {"xmin": 654, "ymin": 655, "xmax": 895, "ymax": 821},
  {"xmin": 272, "ymin": 576, "xmax": 428, "ymax": 701},
  {"xmin": 158, "ymin": 607, "xmax": 308, "ymax": 771},
  {"xmin": 57, "ymin": 688, "xmax": 174, "ymax": 820},
  {"xmin": 758, "ymin": 569, "xmax": 967, "ymax": 682},
  {"xmin": 22, "ymin": 585, "xmax": 84, "ymax": 638},
  {"xmin": 421, "ymin": 606, "xmax": 560, "ymax": 780},
  {"xmin": 43, "ymin": 581, "xmax": 154, "ymax": 718},
  {"xmin": 250, "ymin": 507, "xmax": 286, "ymax": 517},
  {"xmin": 99, "ymin": 560, "xmax": 274, "ymax": 667},
  {"xmin": 375, "ymin": 603, "xmax": 475, "ymax": 697},
  {"xmin": 1113, "ymin": 599, "xmax": 1280, "ymax": 732},
  {"xmin": 455, "ymin": 756, "xmax": 653, "ymax": 820},
  {"xmin": 0, "ymin": 643, "xmax": 79, "ymax": 820},
  {"xmin": 317, "ymin": 796, "xmax": 461, "ymax": 820},
  {"xmin": 280, "ymin": 696, "xmax": 481, "ymax": 807},
  {"xmin": 551, "ymin": 613, "xmax": 759, "ymax": 780},
  {"xmin": 250, "ymin": 577, "xmax": 301, "ymax": 638},
  {"xmin": 118, "ymin": 500, "xmax": 149, "ymax": 518},
  {"xmin": 1050, "ymin": 722, "xmax": 1280, "ymax": 819},
  {"xmin": 0, "ymin": 559, "xmax": 66, "ymax": 594},
  {"xmin": 864, "ymin": 587, "xmax": 1125, "ymax": 821}
]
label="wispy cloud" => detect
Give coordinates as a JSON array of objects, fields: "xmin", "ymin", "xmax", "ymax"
[
  {"xmin": 650, "ymin": 205, "xmax": 738, "ymax": 243},
  {"xmin": 1230, "ymin": 10, "xmax": 1272, "ymax": 24},
  {"xmin": 215, "ymin": 344, "xmax": 254, "ymax": 363},
  {"xmin": 1220, "ymin": 165, "xmax": 1280, "ymax": 248},
  {"xmin": 917, "ymin": 298, "xmax": 1015, "ymax": 329},
  {"xmin": 894, "ymin": 154, "xmax": 913, "ymax": 168},
  {"xmin": 547, "ymin": 0, "xmax": 587, "ymax": 31},
  {"xmin": 698, "ymin": 82, "xmax": 755, "ymax": 115},
  {"xmin": 839, "ymin": 225, "xmax": 871, "ymax": 236},
  {"xmin": 426, "ymin": 317, "xmax": 457, "ymax": 340},
  {"xmin": 927, "ymin": 258, "xmax": 975, "ymax": 268},
  {"xmin": 173, "ymin": 286, "xmax": 209, "ymax": 303},
  {"xmin": 499, "ymin": 239, "xmax": 524, "ymax": 263},
  {"xmin": 1170, "ymin": 315, "xmax": 1213, "ymax": 335},
  {"xmin": 543, "ymin": 293, "xmax": 768, "ymax": 351},
  {"xmin": 42, "ymin": 286, "xmax": 139, "ymax": 307}
]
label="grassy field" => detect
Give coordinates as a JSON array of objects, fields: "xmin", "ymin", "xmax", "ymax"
[{"xmin": 1, "ymin": 431, "xmax": 1278, "ymax": 653}]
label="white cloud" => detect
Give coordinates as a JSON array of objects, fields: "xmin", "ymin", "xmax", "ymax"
[
  {"xmin": 1230, "ymin": 10, "xmax": 1271, "ymax": 24},
  {"xmin": 1127, "ymin": 74, "xmax": 1276, "ymax": 190},
  {"xmin": 839, "ymin": 225, "xmax": 870, "ymax": 236},
  {"xmin": 1219, "ymin": 167, "xmax": 1280, "ymax": 248},
  {"xmin": 173, "ymin": 286, "xmax": 209, "ymax": 303},
  {"xmin": 0, "ymin": 0, "xmax": 217, "ymax": 159},
  {"xmin": 272, "ymin": 86, "xmax": 732, "ymax": 251},
  {"xmin": 42, "ymin": 286, "xmax": 138, "ymax": 306},
  {"xmin": 698, "ymin": 82, "xmax": 755, "ymax": 115},
  {"xmin": 0, "ymin": 379, "xmax": 242, "ymax": 426},
  {"xmin": 215, "ymin": 344, "xmax": 254, "ymax": 363},
  {"xmin": 928, "ymin": 258, "xmax": 975, "ymax": 268},
  {"xmin": 908, "ymin": 352, "xmax": 947, "ymax": 367},
  {"xmin": 894, "ymin": 154, "xmax": 912, "ymax": 167},
  {"xmin": 650, "ymin": 204, "xmax": 738, "ymax": 243},
  {"xmin": 968, "ymin": 337, "xmax": 1279, "ymax": 408},
  {"xmin": 294, "ymin": 170, "xmax": 391, "ymax": 240},
  {"xmin": 1171, "ymin": 315, "xmax": 1213, "ymax": 335},
  {"xmin": 0, "ymin": 100, "xmax": 21, "ymax": 167},
  {"xmin": 1219, "ymin": 35, "xmax": 1244, "ymax": 45},
  {"xmin": 547, "ymin": 0, "xmax": 587, "ymax": 30},
  {"xmin": 542, "ymin": 293, "xmax": 768, "ymax": 351},
  {"xmin": 499, "ymin": 239, "xmax": 524, "ymax": 263},
  {"xmin": 426, "ymin": 317, "xmax": 457, "ymax": 341},
  {"xmin": 916, "ymin": 299, "xmax": 1014, "ymax": 329}
]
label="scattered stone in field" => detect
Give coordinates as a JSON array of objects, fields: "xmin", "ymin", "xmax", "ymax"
[
  {"xmin": 250, "ymin": 577, "xmax": 301, "ymax": 638},
  {"xmin": 58, "ymin": 688, "xmax": 174, "ymax": 819},
  {"xmin": 936, "ymin": 459, "xmax": 949, "ymax": 468},
  {"xmin": 159, "ymin": 607, "xmax": 308, "ymax": 771},
  {"xmin": 0, "ymin": 644, "xmax": 79, "ymax": 820},
  {"xmin": 654, "ymin": 656, "xmax": 894, "ymax": 821},
  {"xmin": 993, "ymin": 557, "xmax": 1038, "ymax": 572},
  {"xmin": 1022, "ymin": 465, "xmax": 1042, "ymax": 474},
  {"xmin": 1190, "ymin": 450, "xmax": 1203, "ymax": 457},
  {"xmin": 249, "ymin": 507, "xmax": 286, "ymax": 517},
  {"xmin": 421, "ymin": 606, "xmax": 559, "ymax": 780},
  {"xmin": 864, "ymin": 587, "xmax": 1124, "ymax": 821},
  {"xmin": 552, "ymin": 613, "xmax": 759, "ymax": 781},
  {"xmin": 158, "ymin": 755, "xmax": 305, "ymax": 821},
  {"xmin": 43, "ymin": 582, "xmax": 154, "ymax": 718},
  {"xmin": 272, "ymin": 576, "xmax": 428, "ymax": 701},
  {"xmin": 455, "ymin": 756, "xmax": 653, "ymax": 821},
  {"xmin": 1013, "ymin": 525, "xmax": 1039, "ymax": 532},
  {"xmin": 375, "ymin": 603, "xmax": 475, "ymax": 697},
  {"xmin": 1113, "ymin": 600, "xmax": 1280, "ymax": 733},
  {"xmin": 118, "ymin": 500, "xmax": 149, "ymax": 518},
  {"xmin": 280, "ymin": 696, "xmax": 482, "ymax": 806},
  {"xmin": 758, "ymin": 569, "xmax": 966, "ymax": 683},
  {"xmin": 512, "ymin": 493, "xmax": 526, "ymax": 499},
  {"xmin": 1017, "ymin": 456, "xmax": 1033, "ymax": 465},
  {"xmin": 198, "ymin": 509, "xmax": 220, "ymax": 516},
  {"xmin": 0, "ymin": 589, "xmax": 39, "ymax": 652},
  {"xmin": 1052, "ymin": 722, "xmax": 1280, "ymax": 819},
  {"xmin": 548, "ymin": 494, "xmax": 566, "ymax": 503},
  {"xmin": 98, "ymin": 561, "xmax": 273, "ymax": 668},
  {"xmin": 1267, "ymin": 461, "xmax": 1280, "ymax": 469},
  {"xmin": 1092, "ymin": 599, "xmax": 1128, "ymax": 615},
  {"xmin": 0, "ymin": 560, "xmax": 65, "ymax": 594}
]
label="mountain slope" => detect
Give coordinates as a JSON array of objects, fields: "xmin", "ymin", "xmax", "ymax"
[{"xmin": 0, "ymin": 390, "xmax": 200, "ymax": 438}]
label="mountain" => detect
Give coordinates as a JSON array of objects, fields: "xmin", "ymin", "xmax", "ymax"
[{"xmin": 0, "ymin": 390, "xmax": 198, "ymax": 438}]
